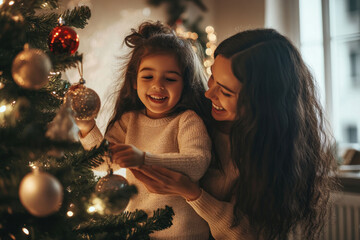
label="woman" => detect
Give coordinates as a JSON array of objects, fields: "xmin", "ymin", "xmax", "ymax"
[{"xmin": 129, "ymin": 28, "xmax": 338, "ymax": 240}]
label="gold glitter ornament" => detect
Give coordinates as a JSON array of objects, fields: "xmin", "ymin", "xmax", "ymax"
[
  {"xmin": 11, "ymin": 44, "xmax": 52, "ymax": 89},
  {"xmin": 65, "ymin": 81, "xmax": 100, "ymax": 120},
  {"xmin": 19, "ymin": 171, "xmax": 63, "ymax": 217}
]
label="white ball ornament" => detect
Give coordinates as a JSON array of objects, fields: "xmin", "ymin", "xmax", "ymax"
[
  {"xmin": 19, "ymin": 171, "xmax": 63, "ymax": 217},
  {"xmin": 11, "ymin": 44, "xmax": 52, "ymax": 90}
]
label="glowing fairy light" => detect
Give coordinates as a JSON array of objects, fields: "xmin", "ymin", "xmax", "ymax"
[
  {"xmin": 9, "ymin": 1, "xmax": 14, "ymax": 5},
  {"xmin": 88, "ymin": 206, "xmax": 96, "ymax": 213},
  {"xmin": 205, "ymin": 26, "xmax": 214, "ymax": 34},
  {"xmin": 88, "ymin": 197, "xmax": 105, "ymax": 214},
  {"xmin": 22, "ymin": 227, "xmax": 30, "ymax": 235},
  {"xmin": 190, "ymin": 32, "xmax": 198, "ymax": 40},
  {"xmin": 208, "ymin": 33, "xmax": 217, "ymax": 42},
  {"xmin": 0, "ymin": 0, "xmax": 4, "ymax": 6},
  {"xmin": 0, "ymin": 105, "xmax": 6, "ymax": 113},
  {"xmin": 67, "ymin": 211, "xmax": 74, "ymax": 217},
  {"xmin": 204, "ymin": 59, "xmax": 213, "ymax": 68},
  {"xmin": 205, "ymin": 48, "xmax": 213, "ymax": 56},
  {"xmin": 29, "ymin": 162, "xmax": 37, "ymax": 170}
]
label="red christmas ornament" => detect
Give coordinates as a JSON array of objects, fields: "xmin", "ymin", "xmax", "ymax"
[{"xmin": 48, "ymin": 25, "xmax": 79, "ymax": 54}]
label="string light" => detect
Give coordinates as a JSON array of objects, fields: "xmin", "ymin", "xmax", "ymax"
[
  {"xmin": 22, "ymin": 227, "xmax": 30, "ymax": 235},
  {"xmin": 88, "ymin": 206, "xmax": 96, "ymax": 213},
  {"xmin": 29, "ymin": 162, "xmax": 37, "ymax": 170},
  {"xmin": 67, "ymin": 211, "xmax": 74, "ymax": 217},
  {"xmin": 0, "ymin": 0, "xmax": 4, "ymax": 6},
  {"xmin": 0, "ymin": 105, "xmax": 6, "ymax": 113},
  {"xmin": 205, "ymin": 26, "xmax": 215, "ymax": 34},
  {"xmin": 174, "ymin": 21, "xmax": 217, "ymax": 76},
  {"xmin": 203, "ymin": 25, "xmax": 217, "ymax": 76},
  {"xmin": 88, "ymin": 197, "xmax": 105, "ymax": 214},
  {"xmin": 9, "ymin": 1, "xmax": 14, "ymax": 5}
]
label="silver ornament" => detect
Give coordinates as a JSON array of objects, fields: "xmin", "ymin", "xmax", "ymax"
[
  {"xmin": 95, "ymin": 171, "xmax": 130, "ymax": 214},
  {"xmin": 19, "ymin": 171, "xmax": 63, "ymax": 217},
  {"xmin": 11, "ymin": 44, "xmax": 52, "ymax": 89}
]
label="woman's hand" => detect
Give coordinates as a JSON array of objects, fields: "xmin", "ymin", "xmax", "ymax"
[
  {"xmin": 130, "ymin": 165, "xmax": 202, "ymax": 201},
  {"xmin": 110, "ymin": 143, "xmax": 145, "ymax": 168}
]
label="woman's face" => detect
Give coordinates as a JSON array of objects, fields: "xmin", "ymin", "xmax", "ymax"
[{"xmin": 205, "ymin": 55, "xmax": 242, "ymax": 121}]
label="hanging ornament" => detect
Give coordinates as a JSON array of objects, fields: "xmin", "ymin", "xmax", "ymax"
[
  {"xmin": 46, "ymin": 100, "xmax": 79, "ymax": 142},
  {"xmin": 93, "ymin": 148, "xmax": 136, "ymax": 214},
  {"xmin": 19, "ymin": 171, "xmax": 63, "ymax": 217},
  {"xmin": 48, "ymin": 17, "xmax": 79, "ymax": 54},
  {"xmin": 95, "ymin": 168, "xmax": 131, "ymax": 215},
  {"xmin": 11, "ymin": 44, "xmax": 52, "ymax": 90},
  {"xmin": 64, "ymin": 63, "xmax": 101, "ymax": 120}
]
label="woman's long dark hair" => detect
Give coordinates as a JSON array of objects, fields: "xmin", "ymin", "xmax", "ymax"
[
  {"xmin": 106, "ymin": 21, "xmax": 211, "ymax": 133},
  {"xmin": 215, "ymin": 29, "xmax": 338, "ymax": 239}
]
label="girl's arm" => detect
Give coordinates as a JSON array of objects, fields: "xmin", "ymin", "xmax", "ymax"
[
  {"xmin": 131, "ymin": 165, "xmax": 252, "ymax": 240},
  {"xmin": 78, "ymin": 116, "xmax": 128, "ymax": 172},
  {"xmin": 111, "ymin": 111, "xmax": 211, "ymax": 181}
]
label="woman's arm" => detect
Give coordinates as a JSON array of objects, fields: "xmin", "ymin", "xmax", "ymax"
[{"xmin": 131, "ymin": 165, "xmax": 252, "ymax": 240}]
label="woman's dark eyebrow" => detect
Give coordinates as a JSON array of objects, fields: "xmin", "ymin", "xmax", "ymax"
[
  {"xmin": 139, "ymin": 67, "xmax": 181, "ymax": 76},
  {"xmin": 211, "ymin": 65, "xmax": 235, "ymax": 94},
  {"xmin": 216, "ymin": 82, "xmax": 236, "ymax": 93}
]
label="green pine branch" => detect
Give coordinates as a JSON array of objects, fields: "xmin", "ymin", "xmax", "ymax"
[{"xmin": 76, "ymin": 206, "xmax": 174, "ymax": 240}]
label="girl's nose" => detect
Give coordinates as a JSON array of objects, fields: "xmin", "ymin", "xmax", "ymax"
[{"xmin": 152, "ymin": 78, "xmax": 165, "ymax": 90}]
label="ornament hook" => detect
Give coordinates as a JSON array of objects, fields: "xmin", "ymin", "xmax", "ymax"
[{"xmin": 77, "ymin": 62, "xmax": 86, "ymax": 85}]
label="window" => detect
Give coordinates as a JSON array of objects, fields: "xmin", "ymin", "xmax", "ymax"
[{"xmin": 299, "ymin": 0, "xmax": 360, "ymax": 153}]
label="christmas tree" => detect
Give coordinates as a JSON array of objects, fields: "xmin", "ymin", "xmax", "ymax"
[{"xmin": 0, "ymin": 1, "xmax": 173, "ymax": 239}]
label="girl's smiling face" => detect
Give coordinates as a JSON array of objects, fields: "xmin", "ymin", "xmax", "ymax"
[
  {"xmin": 136, "ymin": 53, "xmax": 183, "ymax": 119},
  {"xmin": 205, "ymin": 55, "xmax": 242, "ymax": 121}
]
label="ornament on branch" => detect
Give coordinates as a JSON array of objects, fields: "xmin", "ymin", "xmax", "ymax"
[
  {"xmin": 19, "ymin": 171, "xmax": 63, "ymax": 217},
  {"xmin": 11, "ymin": 44, "xmax": 52, "ymax": 89},
  {"xmin": 94, "ymin": 168, "xmax": 131, "ymax": 215},
  {"xmin": 46, "ymin": 100, "xmax": 79, "ymax": 142},
  {"xmin": 64, "ymin": 63, "xmax": 100, "ymax": 120},
  {"xmin": 48, "ymin": 17, "xmax": 79, "ymax": 54},
  {"xmin": 92, "ymin": 146, "xmax": 136, "ymax": 214}
]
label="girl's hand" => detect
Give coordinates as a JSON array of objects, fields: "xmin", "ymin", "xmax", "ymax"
[
  {"xmin": 110, "ymin": 143, "xmax": 145, "ymax": 168},
  {"xmin": 130, "ymin": 165, "xmax": 202, "ymax": 201},
  {"xmin": 75, "ymin": 119, "xmax": 95, "ymax": 137}
]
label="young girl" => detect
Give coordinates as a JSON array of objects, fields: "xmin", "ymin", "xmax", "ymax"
[{"xmin": 78, "ymin": 21, "xmax": 212, "ymax": 240}]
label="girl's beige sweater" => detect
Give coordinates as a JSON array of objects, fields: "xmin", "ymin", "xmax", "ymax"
[{"xmin": 80, "ymin": 110, "xmax": 211, "ymax": 240}]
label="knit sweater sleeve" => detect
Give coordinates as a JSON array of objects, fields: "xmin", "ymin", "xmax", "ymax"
[
  {"xmin": 144, "ymin": 111, "xmax": 211, "ymax": 182},
  {"xmin": 79, "ymin": 115, "xmax": 129, "ymax": 172},
  {"xmin": 187, "ymin": 190, "xmax": 254, "ymax": 240}
]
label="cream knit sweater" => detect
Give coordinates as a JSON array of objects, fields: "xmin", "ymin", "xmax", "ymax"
[
  {"xmin": 187, "ymin": 129, "xmax": 256, "ymax": 240},
  {"xmin": 80, "ymin": 110, "xmax": 211, "ymax": 240}
]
